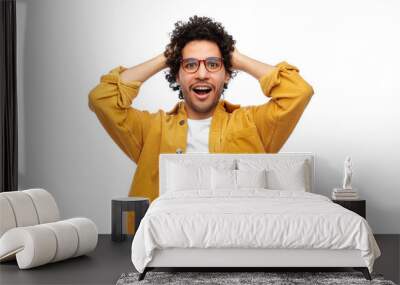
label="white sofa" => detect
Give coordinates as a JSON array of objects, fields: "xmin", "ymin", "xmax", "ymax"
[{"xmin": 0, "ymin": 188, "xmax": 98, "ymax": 269}]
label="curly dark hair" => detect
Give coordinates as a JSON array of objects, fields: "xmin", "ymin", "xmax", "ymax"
[{"xmin": 164, "ymin": 15, "xmax": 237, "ymax": 100}]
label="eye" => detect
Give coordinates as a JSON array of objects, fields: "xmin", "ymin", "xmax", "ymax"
[
  {"xmin": 186, "ymin": 62, "xmax": 197, "ymax": 69},
  {"xmin": 207, "ymin": 60, "xmax": 221, "ymax": 69},
  {"xmin": 182, "ymin": 59, "xmax": 198, "ymax": 70}
]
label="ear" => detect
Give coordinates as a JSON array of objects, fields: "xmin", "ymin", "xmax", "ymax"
[
  {"xmin": 176, "ymin": 73, "xmax": 180, "ymax": 85},
  {"xmin": 224, "ymin": 72, "xmax": 230, "ymax": 85}
]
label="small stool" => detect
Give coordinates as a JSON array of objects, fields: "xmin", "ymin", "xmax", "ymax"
[{"xmin": 111, "ymin": 197, "xmax": 149, "ymax": 242}]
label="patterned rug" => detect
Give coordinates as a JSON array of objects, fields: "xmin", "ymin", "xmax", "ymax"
[{"xmin": 116, "ymin": 271, "xmax": 396, "ymax": 285}]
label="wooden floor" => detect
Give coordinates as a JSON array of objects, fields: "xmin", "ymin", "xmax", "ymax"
[{"xmin": 0, "ymin": 234, "xmax": 398, "ymax": 285}]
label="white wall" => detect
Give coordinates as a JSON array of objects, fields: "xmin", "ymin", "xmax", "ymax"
[{"xmin": 16, "ymin": 0, "xmax": 400, "ymax": 234}]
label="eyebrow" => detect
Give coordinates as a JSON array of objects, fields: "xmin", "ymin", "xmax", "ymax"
[{"xmin": 182, "ymin": 57, "xmax": 221, "ymax": 60}]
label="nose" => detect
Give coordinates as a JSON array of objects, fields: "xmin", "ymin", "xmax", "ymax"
[{"xmin": 196, "ymin": 61, "xmax": 209, "ymax": 79}]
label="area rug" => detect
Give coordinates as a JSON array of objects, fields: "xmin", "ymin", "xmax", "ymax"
[{"xmin": 116, "ymin": 271, "xmax": 396, "ymax": 285}]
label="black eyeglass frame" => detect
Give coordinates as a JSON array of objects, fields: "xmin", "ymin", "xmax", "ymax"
[{"xmin": 180, "ymin": 57, "xmax": 224, "ymax": 73}]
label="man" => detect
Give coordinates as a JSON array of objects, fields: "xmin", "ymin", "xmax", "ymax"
[{"xmin": 88, "ymin": 16, "xmax": 314, "ymax": 233}]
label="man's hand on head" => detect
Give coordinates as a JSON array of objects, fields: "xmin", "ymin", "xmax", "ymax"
[
  {"xmin": 231, "ymin": 47, "xmax": 243, "ymax": 71},
  {"xmin": 230, "ymin": 48, "xmax": 276, "ymax": 80},
  {"xmin": 120, "ymin": 53, "xmax": 167, "ymax": 84}
]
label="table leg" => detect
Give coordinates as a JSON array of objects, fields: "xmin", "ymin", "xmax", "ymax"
[{"xmin": 111, "ymin": 201, "xmax": 124, "ymax": 242}]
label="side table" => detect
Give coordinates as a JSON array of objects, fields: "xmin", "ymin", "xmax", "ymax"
[
  {"xmin": 111, "ymin": 197, "xmax": 149, "ymax": 242},
  {"xmin": 332, "ymin": 199, "xmax": 366, "ymax": 219}
]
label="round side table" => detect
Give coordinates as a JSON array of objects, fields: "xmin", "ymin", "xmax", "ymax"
[{"xmin": 111, "ymin": 197, "xmax": 149, "ymax": 242}]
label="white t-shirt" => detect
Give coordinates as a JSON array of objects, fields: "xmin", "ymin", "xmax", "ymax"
[{"xmin": 186, "ymin": 117, "xmax": 212, "ymax": 153}]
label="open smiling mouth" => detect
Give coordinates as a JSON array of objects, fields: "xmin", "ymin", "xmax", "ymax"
[{"xmin": 192, "ymin": 86, "xmax": 213, "ymax": 100}]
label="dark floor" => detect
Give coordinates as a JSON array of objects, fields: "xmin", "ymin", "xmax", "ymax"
[
  {"xmin": 0, "ymin": 235, "xmax": 135, "ymax": 285},
  {"xmin": 0, "ymin": 234, "xmax": 398, "ymax": 285}
]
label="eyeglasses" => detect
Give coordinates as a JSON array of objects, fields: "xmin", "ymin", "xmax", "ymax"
[{"xmin": 180, "ymin": 57, "xmax": 224, "ymax": 73}]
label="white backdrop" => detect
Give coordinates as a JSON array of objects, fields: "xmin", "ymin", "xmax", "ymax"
[{"xmin": 16, "ymin": 0, "xmax": 400, "ymax": 233}]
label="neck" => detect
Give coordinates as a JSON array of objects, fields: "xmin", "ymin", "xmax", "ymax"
[{"xmin": 184, "ymin": 104, "xmax": 217, "ymax": 120}]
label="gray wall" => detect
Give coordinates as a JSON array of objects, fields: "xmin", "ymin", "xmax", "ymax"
[{"xmin": 16, "ymin": 0, "xmax": 400, "ymax": 234}]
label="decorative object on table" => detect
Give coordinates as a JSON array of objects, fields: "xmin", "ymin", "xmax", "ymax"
[
  {"xmin": 111, "ymin": 197, "xmax": 149, "ymax": 242},
  {"xmin": 343, "ymin": 155, "xmax": 353, "ymax": 190},
  {"xmin": 0, "ymin": 188, "xmax": 98, "ymax": 269},
  {"xmin": 116, "ymin": 271, "xmax": 394, "ymax": 285},
  {"xmin": 332, "ymin": 187, "xmax": 359, "ymax": 200},
  {"xmin": 332, "ymin": 156, "xmax": 359, "ymax": 200}
]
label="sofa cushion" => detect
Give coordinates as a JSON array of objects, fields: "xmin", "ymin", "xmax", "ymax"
[
  {"xmin": 0, "ymin": 218, "xmax": 98, "ymax": 269},
  {"xmin": 0, "ymin": 188, "xmax": 60, "ymax": 238}
]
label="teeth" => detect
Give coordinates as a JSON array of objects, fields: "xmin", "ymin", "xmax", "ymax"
[
  {"xmin": 194, "ymin": 87, "xmax": 211, "ymax": 91},
  {"xmin": 193, "ymin": 85, "xmax": 212, "ymax": 89}
]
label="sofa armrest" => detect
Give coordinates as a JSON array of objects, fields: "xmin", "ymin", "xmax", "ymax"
[{"xmin": 0, "ymin": 217, "xmax": 98, "ymax": 269}]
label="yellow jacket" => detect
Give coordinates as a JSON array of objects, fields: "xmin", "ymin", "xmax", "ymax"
[{"xmin": 89, "ymin": 61, "xmax": 314, "ymax": 232}]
